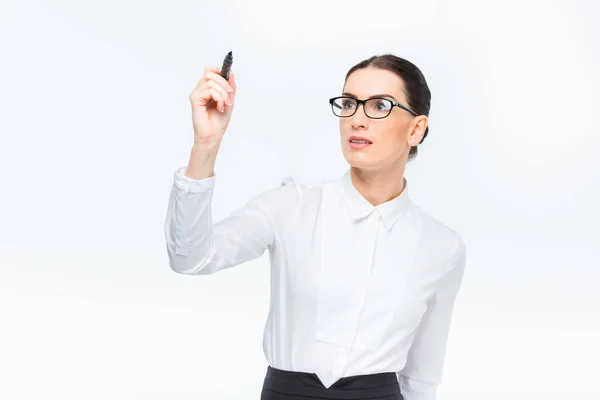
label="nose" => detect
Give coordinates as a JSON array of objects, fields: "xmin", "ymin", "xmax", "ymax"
[{"xmin": 350, "ymin": 102, "xmax": 369, "ymax": 128}]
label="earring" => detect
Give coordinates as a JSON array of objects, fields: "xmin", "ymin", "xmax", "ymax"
[{"xmin": 409, "ymin": 140, "xmax": 415, "ymax": 146}]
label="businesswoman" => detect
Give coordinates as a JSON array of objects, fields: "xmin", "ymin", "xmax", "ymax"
[{"xmin": 164, "ymin": 53, "xmax": 467, "ymax": 400}]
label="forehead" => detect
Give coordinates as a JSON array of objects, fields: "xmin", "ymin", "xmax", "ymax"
[{"xmin": 343, "ymin": 67, "xmax": 406, "ymax": 102}]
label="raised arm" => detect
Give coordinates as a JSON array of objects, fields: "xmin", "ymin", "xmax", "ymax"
[
  {"xmin": 164, "ymin": 165, "xmax": 300, "ymax": 275},
  {"xmin": 164, "ymin": 61, "xmax": 297, "ymax": 275},
  {"xmin": 164, "ymin": 63, "xmax": 300, "ymax": 275}
]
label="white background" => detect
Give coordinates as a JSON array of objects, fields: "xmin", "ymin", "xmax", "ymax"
[{"xmin": 1, "ymin": 0, "xmax": 599, "ymax": 399}]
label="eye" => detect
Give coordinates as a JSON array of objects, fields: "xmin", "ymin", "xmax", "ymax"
[
  {"xmin": 373, "ymin": 99, "xmax": 392, "ymax": 111},
  {"xmin": 341, "ymin": 98, "xmax": 356, "ymax": 109}
]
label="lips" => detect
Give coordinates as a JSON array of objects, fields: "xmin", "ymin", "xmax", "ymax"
[
  {"xmin": 349, "ymin": 136, "xmax": 373, "ymax": 144},
  {"xmin": 349, "ymin": 140, "xmax": 373, "ymax": 150}
]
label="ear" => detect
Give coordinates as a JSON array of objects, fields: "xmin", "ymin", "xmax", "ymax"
[{"xmin": 408, "ymin": 115, "xmax": 428, "ymax": 145}]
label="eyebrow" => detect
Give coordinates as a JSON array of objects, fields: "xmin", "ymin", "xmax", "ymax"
[{"xmin": 342, "ymin": 92, "xmax": 397, "ymax": 101}]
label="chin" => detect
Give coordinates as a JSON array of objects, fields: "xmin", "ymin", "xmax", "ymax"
[{"xmin": 343, "ymin": 153, "xmax": 378, "ymax": 169}]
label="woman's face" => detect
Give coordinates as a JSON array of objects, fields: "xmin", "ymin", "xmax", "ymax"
[{"xmin": 339, "ymin": 67, "xmax": 426, "ymax": 172}]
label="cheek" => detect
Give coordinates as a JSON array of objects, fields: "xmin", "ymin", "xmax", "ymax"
[
  {"xmin": 376, "ymin": 128, "xmax": 408, "ymax": 157},
  {"xmin": 376, "ymin": 136, "xmax": 402, "ymax": 157},
  {"xmin": 339, "ymin": 119, "xmax": 350, "ymax": 131},
  {"xmin": 380, "ymin": 123, "xmax": 406, "ymax": 146}
]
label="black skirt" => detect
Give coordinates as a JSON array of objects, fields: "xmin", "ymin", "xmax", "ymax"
[{"xmin": 261, "ymin": 365, "xmax": 403, "ymax": 400}]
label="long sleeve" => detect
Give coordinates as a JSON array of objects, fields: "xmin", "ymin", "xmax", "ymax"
[
  {"xmin": 164, "ymin": 166, "xmax": 300, "ymax": 275},
  {"xmin": 397, "ymin": 235, "xmax": 467, "ymax": 400}
]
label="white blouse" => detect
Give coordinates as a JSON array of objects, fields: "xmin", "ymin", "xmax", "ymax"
[{"xmin": 164, "ymin": 166, "xmax": 467, "ymax": 400}]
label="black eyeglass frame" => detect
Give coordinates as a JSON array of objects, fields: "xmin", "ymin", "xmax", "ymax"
[{"xmin": 328, "ymin": 96, "xmax": 419, "ymax": 119}]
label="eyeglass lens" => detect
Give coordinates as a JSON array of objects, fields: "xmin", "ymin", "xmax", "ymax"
[{"xmin": 332, "ymin": 97, "xmax": 393, "ymax": 118}]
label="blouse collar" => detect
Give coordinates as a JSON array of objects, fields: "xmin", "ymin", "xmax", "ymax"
[{"xmin": 339, "ymin": 168, "xmax": 411, "ymax": 232}]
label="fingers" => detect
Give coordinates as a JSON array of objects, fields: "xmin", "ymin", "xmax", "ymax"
[
  {"xmin": 206, "ymin": 71, "xmax": 234, "ymax": 93},
  {"xmin": 189, "ymin": 85, "xmax": 225, "ymax": 112},
  {"xmin": 206, "ymin": 80, "xmax": 230, "ymax": 104},
  {"xmin": 198, "ymin": 66, "xmax": 235, "ymax": 92},
  {"xmin": 228, "ymin": 70, "xmax": 236, "ymax": 92},
  {"xmin": 198, "ymin": 66, "xmax": 232, "ymax": 87},
  {"xmin": 190, "ymin": 66, "xmax": 236, "ymax": 112},
  {"xmin": 207, "ymin": 88, "xmax": 225, "ymax": 112}
]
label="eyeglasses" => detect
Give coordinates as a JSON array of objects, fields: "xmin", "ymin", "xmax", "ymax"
[{"xmin": 328, "ymin": 96, "xmax": 418, "ymax": 119}]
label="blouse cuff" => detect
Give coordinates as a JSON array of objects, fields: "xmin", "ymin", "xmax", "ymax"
[{"xmin": 173, "ymin": 166, "xmax": 216, "ymax": 194}]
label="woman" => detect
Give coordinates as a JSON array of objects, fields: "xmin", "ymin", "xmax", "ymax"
[{"xmin": 164, "ymin": 53, "xmax": 467, "ymax": 400}]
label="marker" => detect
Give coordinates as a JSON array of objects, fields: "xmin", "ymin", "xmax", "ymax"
[{"xmin": 220, "ymin": 51, "xmax": 233, "ymax": 80}]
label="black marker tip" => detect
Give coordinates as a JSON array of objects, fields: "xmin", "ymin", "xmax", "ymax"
[{"xmin": 220, "ymin": 51, "xmax": 234, "ymax": 80}]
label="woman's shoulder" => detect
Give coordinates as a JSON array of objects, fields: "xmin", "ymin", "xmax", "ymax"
[
  {"xmin": 279, "ymin": 174, "xmax": 336, "ymax": 190},
  {"xmin": 409, "ymin": 201, "xmax": 466, "ymax": 257},
  {"xmin": 266, "ymin": 174, "xmax": 341, "ymax": 225},
  {"xmin": 276, "ymin": 174, "xmax": 338, "ymax": 201},
  {"xmin": 250, "ymin": 174, "xmax": 328, "ymax": 227}
]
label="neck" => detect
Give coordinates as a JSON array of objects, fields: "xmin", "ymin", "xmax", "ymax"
[{"xmin": 350, "ymin": 165, "xmax": 407, "ymax": 207}]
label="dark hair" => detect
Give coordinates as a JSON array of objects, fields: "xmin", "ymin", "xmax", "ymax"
[{"xmin": 344, "ymin": 53, "xmax": 431, "ymax": 161}]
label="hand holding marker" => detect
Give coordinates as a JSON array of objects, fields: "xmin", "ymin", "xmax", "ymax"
[{"xmin": 189, "ymin": 50, "xmax": 236, "ymax": 143}]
